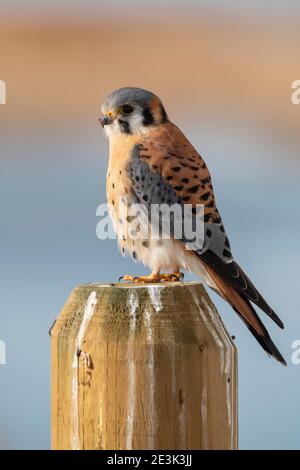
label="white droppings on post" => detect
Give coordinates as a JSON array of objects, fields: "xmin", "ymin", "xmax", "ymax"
[
  {"xmin": 126, "ymin": 291, "xmax": 139, "ymax": 450},
  {"xmin": 189, "ymin": 288, "xmax": 224, "ymax": 353},
  {"xmin": 71, "ymin": 291, "xmax": 97, "ymax": 450},
  {"xmin": 167, "ymin": 340, "xmax": 177, "ymax": 397},
  {"xmin": 143, "ymin": 307, "xmax": 156, "ymax": 448},
  {"xmin": 148, "ymin": 285, "xmax": 163, "ymax": 313},
  {"xmin": 179, "ymin": 397, "xmax": 187, "ymax": 449}
]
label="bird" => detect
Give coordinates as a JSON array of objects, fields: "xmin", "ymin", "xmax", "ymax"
[{"xmin": 99, "ymin": 86, "xmax": 286, "ymax": 365}]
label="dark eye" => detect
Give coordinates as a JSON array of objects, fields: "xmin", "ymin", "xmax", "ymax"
[{"xmin": 121, "ymin": 105, "xmax": 133, "ymax": 115}]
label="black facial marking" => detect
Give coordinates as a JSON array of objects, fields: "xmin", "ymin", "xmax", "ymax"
[
  {"xmin": 142, "ymin": 107, "xmax": 154, "ymax": 126},
  {"xmin": 118, "ymin": 119, "xmax": 131, "ymax": 134},
  {"xmin": 160, "ymin": 103, "xmax": 168, "ymax": 123}
]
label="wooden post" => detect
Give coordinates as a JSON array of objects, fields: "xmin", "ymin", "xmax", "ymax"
[{"xmin": 51, "ymin": 281, "xmax": 238, "ymax": 450}]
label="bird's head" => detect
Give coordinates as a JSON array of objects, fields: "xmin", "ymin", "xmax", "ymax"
[{"xmin": 99, "ymin": 87, "xmax": 168, "ymax": 138}]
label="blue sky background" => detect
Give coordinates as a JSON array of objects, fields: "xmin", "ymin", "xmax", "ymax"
[{"xmin": 1, "ymin": 120, "xmax": 299, "ymax": 449}]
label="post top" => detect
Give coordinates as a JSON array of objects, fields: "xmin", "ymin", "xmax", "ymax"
[{"xmin": 75, "ymin": 280, "xmax": 202, "ymax": 290}]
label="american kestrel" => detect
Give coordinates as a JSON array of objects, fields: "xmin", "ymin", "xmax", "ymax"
[{"xmin": 99, "ymin": 87, "xmax": 285, "ymax": 365}]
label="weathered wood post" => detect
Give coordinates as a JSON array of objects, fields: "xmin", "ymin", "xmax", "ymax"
[{"xmin": 51, "ymin": 281, "xmax": 238, "ymax": 450}]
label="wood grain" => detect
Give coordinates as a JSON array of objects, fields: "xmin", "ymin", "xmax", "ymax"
[{"xmin": 51, "ymin": 281, "xmax": 238, "ymax": 450}]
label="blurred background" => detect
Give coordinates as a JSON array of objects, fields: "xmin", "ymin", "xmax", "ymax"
[{"xmin": 0, "ymin": 0, "xmax": 300, "ymax": 450}]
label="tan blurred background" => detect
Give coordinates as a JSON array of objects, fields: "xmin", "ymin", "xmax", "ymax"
[{"xmin": 1, "ymin": 10, "xmax": 300, "ymax": 141}]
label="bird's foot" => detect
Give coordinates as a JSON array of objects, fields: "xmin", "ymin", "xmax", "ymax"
[
  {"xmin": 160, "ymin": 272, "xmax": 184, "ymax": 282},
  {"xmin": 119, "ymin": 272, "xmax": 184, "ymax": 283}
]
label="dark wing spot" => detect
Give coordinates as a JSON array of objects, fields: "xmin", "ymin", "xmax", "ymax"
[
  {"xmin": 223, "ymin": 248, "xmax": 231, "ymax": 258},
  {"xmin": 142, "ymin": 241, "xmax": 149, "ymax": 248},
  {"xmin": 169, "ymin": 152, "xmax": 184, "ymax": 160},
  {"xmin": 181, "ymin": 178, "xmax": 189, "ymax": 183},
  {"xmin": 200, "ymin": 192, "xmax": 210, "ymax": 201},
  {"xmin": 171, "ymin": 166, "xmax": 181, "ymax": 172},
  {"xmin": 174, "ymin": 185, "xmax": 184, "ymax": 191},
  {"xmin": 206, "ymin": 228, "xmax": 212, "ymax": 238},
  {"xmin": 187, "ymin": 184, "xmax": 200, "ymax": 194}
]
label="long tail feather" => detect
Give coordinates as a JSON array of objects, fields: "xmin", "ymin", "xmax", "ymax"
[{"xmin": 204, "ymin": 263, "xmax": 286, "ymax": 366}]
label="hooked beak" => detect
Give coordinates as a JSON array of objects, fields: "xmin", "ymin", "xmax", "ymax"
[{"xmin": 99, "ymin": 115, "xmax": 114, "ymax": 127}]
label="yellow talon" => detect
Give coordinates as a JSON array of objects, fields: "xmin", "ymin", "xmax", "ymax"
[{"xmin": 119, "ymin": 272, "xmax": 184, "ymax": 284}]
